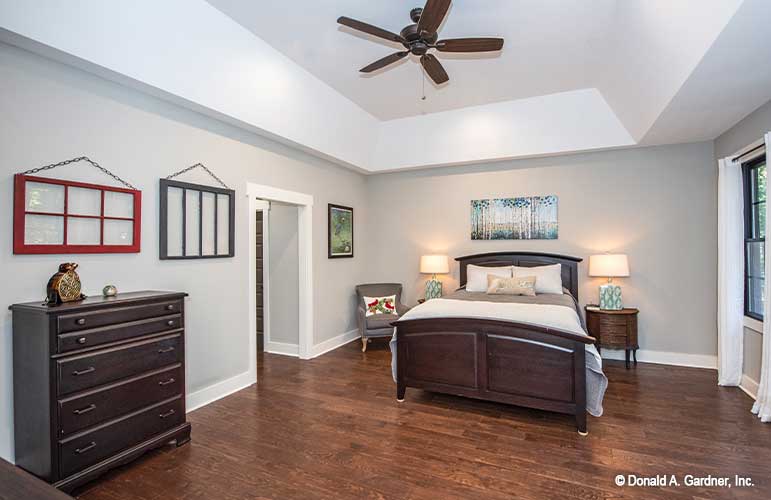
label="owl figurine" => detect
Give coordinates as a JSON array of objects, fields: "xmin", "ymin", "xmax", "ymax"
[{"xmin": 46, "ymin": 263, "xmax": 86, "ymax": 305}]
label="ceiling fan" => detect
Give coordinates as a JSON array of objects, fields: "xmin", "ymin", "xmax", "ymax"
[{"xmin": 337, "ymin": 0, "xmax": 504, "ymax": 85}]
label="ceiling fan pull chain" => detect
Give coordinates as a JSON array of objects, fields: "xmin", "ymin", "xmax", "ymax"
[{"xmin": 421, "ymin": 66, "xmax": 427, "ymax": 101}]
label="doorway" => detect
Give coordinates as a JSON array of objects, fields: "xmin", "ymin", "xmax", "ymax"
[{"xmin": 247, "ymin": 183, "xmax": 314, "ymax": 385}]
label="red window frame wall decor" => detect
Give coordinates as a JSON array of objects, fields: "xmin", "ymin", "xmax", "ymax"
[{"xmin": 13, "ymin": 174, "xmax": 142, "ymax": 254}]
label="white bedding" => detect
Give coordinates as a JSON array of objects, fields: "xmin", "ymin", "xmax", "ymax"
[
  {"xmin": 390, "ymin": 298, "xmax": 607, "ymax": 417},
  {"xmin": 399, "ymin": 298, "xmax": 602, "ymax": 366}
]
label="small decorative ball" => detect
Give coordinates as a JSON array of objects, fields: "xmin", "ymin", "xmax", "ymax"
[{"xmin": 102, "ymin": 285, "xmax": 118, "ymax": 297}]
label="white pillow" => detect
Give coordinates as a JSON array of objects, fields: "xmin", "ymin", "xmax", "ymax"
[
  {"xmin": 466, "ymin": 265, "xmax": 512, "ymax": 292},
  {"xmin": 512, "ymin": 264, "xmax": 563, "ymax": 294}
]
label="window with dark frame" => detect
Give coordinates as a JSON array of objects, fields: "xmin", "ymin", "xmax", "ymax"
[
  {"xmin": 159, "ymin": 179, "xmax": 235, "ymax": 260},
  {"xmin": 743, "ymin": 154, "xmax": 767, "ymax": 320}
]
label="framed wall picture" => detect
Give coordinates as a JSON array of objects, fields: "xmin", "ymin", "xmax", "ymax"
[
  {"xmin": 470, "ymin": 195, "xmax": 559, "ymax": 240},
  {"xmin": 13, "ymin": 174, "xmax": 142, "ymax": 254},
  {"xmin": 328, "ymin": 204, "xmax": 353, "ymax": 258},
  {"xmin": 159, "ymin": 179, "xmax": 235, "ymax": 259}
]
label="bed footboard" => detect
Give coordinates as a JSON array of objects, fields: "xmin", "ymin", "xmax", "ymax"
[{"xmin": 394, "ymin": 318, "xmax": 595, "ymax": 434}]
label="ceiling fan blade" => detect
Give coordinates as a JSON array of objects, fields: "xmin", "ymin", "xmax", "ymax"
[
  {"xmin": 436, "ymin": 38, "xmax": 504, "ymax": 53},
  {"xmin": 337, "ymin": 16, "xmax": 405, "ymax": 44},
  {"xmin": 360, "ymin": 51, "xmax": 409, "ymax": 73},
  {"xmin": 417, "ymin": 0, "xmax": 451, "ymax": 35},
  {"xmin": 420, "ymin": 54, "xmax": 449, "ymax": 84}
]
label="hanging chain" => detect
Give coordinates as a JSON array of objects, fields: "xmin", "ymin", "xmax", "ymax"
[
  {"xmin": 164, "ymin": 163, "xmax": 230, "ymax": 190},
  {"xmin": 19, "ymin": 156, "xmax": 137, "ymax": 190},
  {"xmin": 422, "ymin": 67, "xmax": 427, "ymax": 101}
]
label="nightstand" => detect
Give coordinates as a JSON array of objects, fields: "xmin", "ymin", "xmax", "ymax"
[{"xmin": 585, "ymin": 306, "xmax": 639, "ymax": 369}]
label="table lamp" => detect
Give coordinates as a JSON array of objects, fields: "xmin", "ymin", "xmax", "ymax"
[
  {"xmin": 420, "ymin": 255, "xmax": 449, "ymax": 300},
  {"xmin": 588, "ymin": 254, "xmax": 630, "ymax": 310}
]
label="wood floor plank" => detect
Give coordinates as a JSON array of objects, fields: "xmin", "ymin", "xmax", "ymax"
[{"xmin": 74, "ymin": 341, "xmax": 771, "ymax": 499}]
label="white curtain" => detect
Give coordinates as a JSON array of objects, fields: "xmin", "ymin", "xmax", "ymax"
[
  {"xmin": 753, "ymin": 132, "xmax": 771, "ymax": 422},
  {"xmin": 717, "ymin": 156, "xmax": 744, "ymax": 386}
]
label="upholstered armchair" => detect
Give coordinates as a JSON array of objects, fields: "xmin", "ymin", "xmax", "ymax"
[{"xmin": 355, "ymin": 283, "xmax": 411, "ymax": 352}]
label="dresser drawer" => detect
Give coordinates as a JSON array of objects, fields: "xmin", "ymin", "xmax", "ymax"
[
  {"xmin": 57, "ymin": 334, "xmax": 182, "ymax": 396},
  {"xmin": 57, "ymin": 300, "xmax": 183, "ymax": 334},
  {"xmin": 58, "ymin": 396, "xmax": 184, "ymax": 478},
  {"xmin": 58, "ymin": 365, "xmax": 182, "ymax": 436},
  {"xmin": 598, "ymin": 315, "xmax": 627, "ymax": 330},
  {"xmin": 57, "ymin": 314, "xmax": 181, "ymax": 353}
]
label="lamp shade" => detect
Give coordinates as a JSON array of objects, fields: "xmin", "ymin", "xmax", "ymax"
[
  {"xmin": 420, "ymin": 255, "xmax": 449, "ymax": 274},
  {"xmin": 588, "ymin": 254, "xmax": 630, "ymax": 277}
]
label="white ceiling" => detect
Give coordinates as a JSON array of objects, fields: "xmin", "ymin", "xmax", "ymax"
[
  {"xmin": 2, "ymin": 0, "xmax": 770, "ymax": 172},
  {"xmin": 207, "ymin": 0, "xmax": 616, "ymax": 121},
  {"xmin": 207, "ymin": 0, "xmax": 748, "ymax": 132}
]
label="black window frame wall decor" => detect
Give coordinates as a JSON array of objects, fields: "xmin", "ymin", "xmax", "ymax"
[
  {"xmin": 742, "ymin": 153, "xmax": 767, "ymax": 321},
  {"xmin": 159, "ymin": 178, "xmax": 235, "ymax": 260}
]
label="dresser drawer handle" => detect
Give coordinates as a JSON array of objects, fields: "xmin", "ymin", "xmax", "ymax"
[
  {"xmin": 166, "ymin": 304, "xmax": 175, "ymax": 311},
  {"xmin": 158, "ymin": 378, "xmax": 176, "ymax": 386},
  {"xmin": 73, "ymin": 404, "xmax": 96, "ymax": 415},
  {"xmin": 167, "ymin": 320, "xmax": 175, "ymax": 327},
  {"xmin": 159, "ymin": 409, "xmax": 176, "ymax": 419},
  {"xmin": 76, "ymin": 318, "xmax": 86, "ymax": 326},
  {"xmin": 77, "ymin": 337, "xmax": 87, "ymax": 345},
  {"xmin": 158, "ymin": 347, "xmax": 175, "ymax": 354},
  {"xmin": 75, "ymin": 442, "xmax": 96, "ymax": 455},
  {"xmin": 72, "ymin": 367, "xmax": 95, "ymax": 376}
]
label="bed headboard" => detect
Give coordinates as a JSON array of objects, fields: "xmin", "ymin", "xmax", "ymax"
[{"xmin": 456, "ymin": 252, "xmax": 583, "ymax": 300}]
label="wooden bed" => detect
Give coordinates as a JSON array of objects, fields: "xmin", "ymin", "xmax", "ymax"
[{"xmin": 393, "ymin": 252, "xmax": 596, "ymax": 434}]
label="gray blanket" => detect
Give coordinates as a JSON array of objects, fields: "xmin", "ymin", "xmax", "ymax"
[{"xmin": 389, "ymin": 289, "xmax": 608, "ymax": 417}]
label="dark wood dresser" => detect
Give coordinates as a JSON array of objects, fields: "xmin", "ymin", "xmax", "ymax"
[
  {"xmin": 585, "ymin": 305, "xmax": 639, "ymax": 369},
  {"xmin": 10, "ymin": 291, "xmax": 191, "ymax": 492}
]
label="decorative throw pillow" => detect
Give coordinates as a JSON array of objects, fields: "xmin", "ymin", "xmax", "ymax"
[
  {"xmin": 466, "ymin": 265, "xmax": 512, "ymax": 292},
  {"xmin": 512, "ymin": 264, "xmax": 563, "ymax": 294},
  {"xmin": 364, "ymin": 295, "xmax": 398, "ymax": 316},
  {"xmin": 486, "ymin": 275, "xmax": 537, "ymax": 296}
]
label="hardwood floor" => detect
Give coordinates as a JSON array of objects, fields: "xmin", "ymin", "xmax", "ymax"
[{"xmin": 75, "ymin": 340, "xmax": 770, "ymax": 499}]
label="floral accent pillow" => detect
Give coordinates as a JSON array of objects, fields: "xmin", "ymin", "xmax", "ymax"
[
  {"xmin": 486, "ymin": 275, "xmax": 537, "ymax": 296},
  {"xmin": 364, "ymin": 295, "xmax": 398, "ymax": 316}
]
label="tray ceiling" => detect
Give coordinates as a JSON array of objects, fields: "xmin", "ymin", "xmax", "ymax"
[{"xmin": 2, "ymin": 0, "xmax": 770, "ymax": 172}]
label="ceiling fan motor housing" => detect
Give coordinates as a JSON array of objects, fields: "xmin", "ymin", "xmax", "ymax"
[{"xmin": 400, "ymin": 24, "xmax": 439, "ymax": 48}]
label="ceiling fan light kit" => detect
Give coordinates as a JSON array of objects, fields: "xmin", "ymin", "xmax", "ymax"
[{"xmin": 338, "ymin": 0, "xmax": 504, "ymax": 85}]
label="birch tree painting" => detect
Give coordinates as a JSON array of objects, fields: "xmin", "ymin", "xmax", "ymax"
[{"xmin": 470, "ymin": 196, "xmax": 558, "ymax": 240}]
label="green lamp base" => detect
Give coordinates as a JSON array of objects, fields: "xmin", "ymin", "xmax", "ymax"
[
  {"xmin": 425, "ymin": 278, "xmax": 443, "ymax": 300},
  {"xmin": 599, "ymin": 284, "xmax": 623, "ymax": 310}
]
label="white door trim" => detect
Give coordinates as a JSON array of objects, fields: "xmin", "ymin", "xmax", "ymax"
[{"xmin": 247, "ymin": 183, "xmax": 314, "ymax": 386}]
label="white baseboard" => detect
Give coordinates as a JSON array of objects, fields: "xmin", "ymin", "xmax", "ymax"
[
  {"xmin": 264, "ymin": 340, "xmax": 300, "ymax": 357},
  {"xmin": 187, "ymin": 331, "xmax": 357, "ymax": 414},
  {"xmin": 311, "ymin": 329, "xmax": 359, "ymax": 358},
  {"xmin": 186, "ymin": 370, "xmax": 254, "ymax": 413},
  {"xmin": 264, "ymin": 330, "xmax": 359, "ymax": 359},
  {"xmin": 600, "ymin": 349, "xmax": 717, "ymax": 370},
  {"xmin": 740, "ymin": 374, "xmax": 759, "ymax": 400}
]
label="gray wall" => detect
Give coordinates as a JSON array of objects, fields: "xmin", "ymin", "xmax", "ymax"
[
  {"xmin": 714, "ymin": 98, "xmax": 771, "ymax": 387},
  {"xmin": 365, "ymin": 142, "xmax": 718, "ymax": 357},
  {"xmin": 715, "ymin": 99, "xmax": 771, "ymax": 159},
  {"xmin": 268, "ymin": 202, "xmax": 299, "ymax": 345},
  {"xmin": 0, "ymin": 43, "xmax": 369, "ymax": 461}
]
